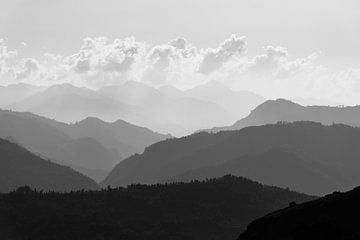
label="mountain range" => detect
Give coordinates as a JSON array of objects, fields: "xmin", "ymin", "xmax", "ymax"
[
  {"xmin": 210, "ymin": 98, "xmax": 360, "ymax": 132},
  {"xmin": 0, "ymin": 109, "xmax": 169, "ymax": 182},
  {"xmin": 3, "ymin": 81, "xmax": 265, "ymax": 136},
  {"xmin": 103, "ymin": 121, "xmax": 360, "ymax": 195}
]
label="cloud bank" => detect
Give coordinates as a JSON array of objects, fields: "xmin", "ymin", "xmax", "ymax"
[{"xmin": 0, "ymin": 35, "xmax": 359, "ymax": 104}]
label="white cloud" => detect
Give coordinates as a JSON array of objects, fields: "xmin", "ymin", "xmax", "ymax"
[
  {"xmin": 1, "ymin": 35, "xmax": 359, "ymax": 104},
  {"xmin": 13, "ymin": 58, "xmax": 41, "ymax": 80},
  {"xmin": 0, "ymin": 39, "xmax": 18, "ymax": 74},
  {"xmin": 198, "ymin": 34, "xmax": 247, "ymax": 74},
  {"xmin": 245, "ymin": 46, "xmax": 320, "ymax": 79}
]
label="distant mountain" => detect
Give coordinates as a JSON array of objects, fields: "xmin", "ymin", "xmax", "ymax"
[
  {"xmin": 166, "ymin": 147, "xmax": 347, "ymax": 195},
  {"xmin": 238, "ymin": 185, "xmax": 360, "ymax": 240},
  {"xmin": 6, "ymin": 82, "xmax": 238, "ymax": 136},
  {"xmin": 103, "ymin": 122, "xmax": 360, "ymax": 196},
  {"xmin": 157, "ymin": 84, "xmax": 188, "ymax": 99},
  {"xmin": 8, "ymin": 83, "xmax": 144, "ymax": 125},
  {"xmin": 210, "ymin": 99, "xmax": 360, "ymax": 132},
  {"xmin": 186, "ymin": 81, "xmax": 265, "ymax": 118},
  {"xmin": 0, "ymin": 109, "xmax": 169, "ymax": 181},
  {"xmin": 98, "ymin": 80, "xmax": 167, "ymax": 106},
  {"xmin": 0, "ymin": 83, "xmax": 44, "ymax": 107},
  {"xmin": 0, "ymin": 175, "xmax": 314, "ymax": 240},
  {"xmin": 0, "ymin": 110, "xmax": 119, "ymax": 174},
  {"xmin": 99, "ymin": 81, "xmax": 237, "ymax": 135},
  {"xmin": 0, "ymin": 138, "xmax": 98, "ymax": 192}
]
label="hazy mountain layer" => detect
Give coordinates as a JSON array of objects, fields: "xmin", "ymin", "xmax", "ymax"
[
  {"xmin": 0, "ymin": 83, "xmax": 44, "ymax": 107},
  {"xmin": 210, "ymin": 98, "xmax": 360, "ymax": 132},
  {"xmin": 185, "ymin": 81, "xmax": 265, "ymax": 119},
  {"xmin": 6, "ymin": 81, "xmax": 264, "ymax": 136}
]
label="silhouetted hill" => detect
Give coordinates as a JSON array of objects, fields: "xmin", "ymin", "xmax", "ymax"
[
  {"xmin": 102, "ymin": 131, "xmax": 235, "ymax": 187},
  {"xmin": 210, "ymin": 99, "xmax": 360, "ymax": 132},
  {"xmin": 103, "ymin": 122, "xmax": 359, "ymax": 195},
  {"xmin": 0, "ymin": 175, "xmax": 314, "ymax": 240},
  {"xmin": 0, "ymin": 138, "xmax": 98, "ymax": 192},
  {"xmin": 238, "ymin": 185, "xmax": 360, "ymax": 240},
  {"xmin": 0, "ymin": 109, "xmax": 168, "ymax": 181},
  {"xmin": 166, "ymin": 147, "xmax": 346, "ymax": 195}
]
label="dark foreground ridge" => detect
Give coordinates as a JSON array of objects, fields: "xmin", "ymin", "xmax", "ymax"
[
  {"xmin": 0, "ymin": 175, "xmax": 313, "ymax": 240},
  {"xmin": 238, "ymin": 186, "xmax": 360, "ymax": 240}
]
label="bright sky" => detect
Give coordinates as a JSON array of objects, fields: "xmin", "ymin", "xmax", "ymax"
[
  {"xmin": 1, "ymin": 0, "xmax": 360, "ymax": 103},
  {"xmin": 1, "ymin": 0, "xmax": 359, "ymax": 67}
]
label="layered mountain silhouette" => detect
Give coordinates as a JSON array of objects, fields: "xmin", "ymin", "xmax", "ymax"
[
  {"xmin": 210, "ymin": 98, "xmax": 360, "ymax": 132},
  {"xmin": 238, "ymin": 185, "xmax": 360, "ymax": 239},
  {"xmin": 103, "ymin": 121, "xmax": 360, "ymax": 195},
  {"xmin": 0, "ymin": 175, "xmax": 314, "ymax": 240},
  {"xmin": 0, "ymin": 109, "xmax": 169, "ymax": 181},
  {"xmin": 0, "ymin": 138, "xmax": 98, "ymax": 192}
]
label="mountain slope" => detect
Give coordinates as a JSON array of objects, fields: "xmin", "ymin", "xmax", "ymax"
[
  {"xmin": 166, "ymin": 147, "xmax": 346, "ymax": 195},
  {"xmin": 103, "ymin": 122, "xmax": 359, "ymax": 196},
  {"xmin": 0, "ymin": 138, "xmax": 98, "ymax": 192},
  {"xmin": 0, "ymin": 109, "xmax": 169, "ymax": 181},
  {"xmin": 211, "ymin": 98, "xmax": 360, "ymax": 132},
  {"xmin": 0, "ymin": 175, "xmax": 314, "ymax": 240},
  {"xmin": 0, "ymin": 110, "xmax": 119, "ymax": 173},
  {"xmin": 50, "ymin": 117, "xmax": 171, "ymax": 159},
  {"xmin": 238, "ymin": 185, "xmax": 360, "ymax": 240},
  {"xmin": 102, "ymin": 131, "xmax": 235, "ymax": 187}
]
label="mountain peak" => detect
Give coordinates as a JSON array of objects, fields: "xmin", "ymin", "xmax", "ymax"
[
  {"xmin": 252, "ymin": 98, "xmax": 302, "ymax": 113},
  {"xmin": 77, "ymin": 117, "xmax": 106, "ymax": 125}
]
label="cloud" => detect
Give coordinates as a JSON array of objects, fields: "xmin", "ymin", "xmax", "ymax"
[
  {"xmin": 198, "ymin": 34, "xmax": 247, "ymax": 74},
  {"xmin": 66, "ymin": 37, "xmax": 144, "ymax": 76},
  {"xmin": 0, "ymin": 39, "xmax": 18, "ymax": 73},
  {"xmin": 245, "ymin": 46, "xmax": 320, "ymax": 79},
  {"xmin": 1, "ymin": 35, "xmax": 359, "ymax": 104},
  {"xmin": 13, "ymin": 58, "xmax": 41, "ymax": 80},
  {"xmin": 141, "ymin": 37, "xmax": 198, "ymax": 86}
]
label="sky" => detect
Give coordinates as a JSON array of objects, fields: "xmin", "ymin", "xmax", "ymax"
[{"xmin": 0, "ymin": 0, "xmax": 360, "ymax": 104}]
